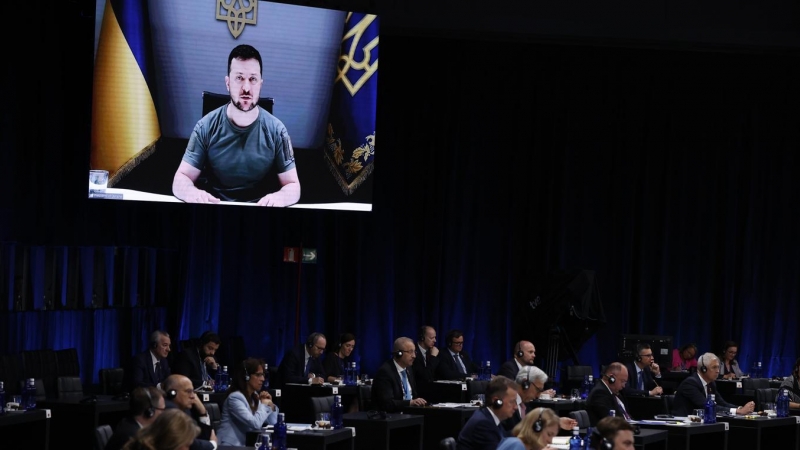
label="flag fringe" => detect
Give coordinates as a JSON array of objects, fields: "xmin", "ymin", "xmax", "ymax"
[
  {"xmin": 324, "ymin": 151, "xmax": 374, "ymax": 196},
  {"xmin": 108, "ymin": 138, "xmax": 160, "ymax": 187}
]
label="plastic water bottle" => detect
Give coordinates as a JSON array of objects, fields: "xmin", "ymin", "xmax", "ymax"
[
  {"xmin": 569, "ymin": 426, "xmax": 582, "ymax": 450},
  {"xmin": 272, "ymin": 412, "xmax": 287, "ymax": 450},
  {"xmin": 348, "ymin": 362, "xmax": 358, "ymax": 386},
  {"xmin": 257, "ymin": 431, "xmax": 271, "ymax": 450},
  {"xmin": 482, "ymin": 361, "xmax": 492, "ymax": 381},
  {"xmin": 331, "ymin": 394, "xmax": 344, "ymax": 429},
  {"xmin": 0, "ymin": 381, "xmax": 5, "ymax": 415},
  {"xmin": 583, "ymin": 427, "xmax": 593, "ymax": 450},
  {"xmin": 777, "ymin": 388, "xmax": 790, "ymax": 417},
  {"xmin": 582, "ymin": 375, "xmax": 593, "ymax": 399},
  {"xmin": 608, "ymin": 409, "xmax": 616, "ymax": 417},
  {"xmin": 704, "ymin": 394, "xmax": 716, "ymax": 424},
  {"xmin": 23, "ymin": 378, "xmax": 36, "ymax": 410},
  {"xmin": 219, "ymin": 366, "xmax": 229, "ymax": 391},
  {"xmin": 262, "ymin": 364, "xmax": 270, "ymax": 391}
]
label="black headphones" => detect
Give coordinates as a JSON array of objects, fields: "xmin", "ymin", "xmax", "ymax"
[
  {"xmin": 244, "ymin": 361, "xmax": 250, "ymax": 381},
  {"xmin": 699, "ymin": 354, "xmax": 707, "ymax": 373},
  {"xmin": 521, "ymin": 367, "xmax": 531, "ymax": 390},
  {"xmin": 532, "ymin": 407, "xmax": 544, "ymax": 432},
  {"xmin": 418, "ymin": 326, "xmax": 428, "ymax": 342},
  {"xmin": 515, "ymin": 341, "xmax": 524, "ymax": 358},
  {"xmin": 491, "ymin": 397, "xmax": 504, "ymax": 409},
  {"xmin": 142, "ymin": 388, "xmax": 157, "ymax": 418},
  {"xmin": 606, "ymin": 373, "xmax": 616, "ymax": 384},
  {"xmin": 394, "ymin": 350, "xmax": 405, "ymax": 358},
  {"xmin": 165, "ymin": 388, "xmax": 177, "ymax": 400},
  {"xmin": 591, "ymin": 428, "xmax": 613, "ymax": 450}
]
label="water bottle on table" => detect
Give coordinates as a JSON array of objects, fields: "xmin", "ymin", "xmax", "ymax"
[
  {"xmin": 569, "ymin": 426, "xmax": 583, "ymax": 450},
  {"xmin": 272, "ymin": 412, "xmax": 287, "ymax": 450},
  {"xmin": 777, "ymin": 388, "xmax": 790, "ymax": 417},
  {"xmin": 704, "ymin": 394, "xmax": 716, "ymax": 424},
  {"xmin": 331, "ymin": 394, "xmax": 344, "ymax": 429}
]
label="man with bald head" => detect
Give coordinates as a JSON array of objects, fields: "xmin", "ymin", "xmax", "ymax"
[
  {"xmin": 498, "ymin": 340, "xmax": 537, "ymax": 379},
  {"xmin": 586, "ymin": 362, "xmax": 634, "ymax": 425},
  {"xmin": 163, "ymin": 374, "xmax": 217, "ymax": 449},
  {"xmin": 373, "ymin": 337, "xmax": 428, "ymax": 412}
]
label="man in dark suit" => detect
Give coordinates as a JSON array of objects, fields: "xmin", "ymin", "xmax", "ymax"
[
  {"xmin": 498, "ymin": 340, "xmax": 536, "ymax": 379},
  {"xmin": 373, "ymin": 336, "xmax": 428, "ymax": 412},
  {"xmin": 622, "ymin": 343, "xmax": 664, "ymax": 397},
  {"xmin": 672, "ymin": 352, "xmax": 755, "ymax": 416},
  {"xmin": 456, "ymin": 376, "xmax": 518, "ymax": 450},
  {"xmin": 586, "ymin": 362, "xmax": 634, "ymax": 425},
  {"xmin": 411, "ymin": 325, "xmax": 439, "ymax": 399},
  {"xmin": 173, "ymin": 331, "xmax": 221, "ymax": 389},
  {"xmin": 436, "ymin": 329, "xmax": 480, "ymax": 380},
  {"xmin": 163, "ymin": 374, "xmax": 217, "ymax": 450},
  {"xmin": 276, "ymin": 332, "xmax": 327, "ymax": 387},
  {"xmin": 125, "ymin": 330, "xmax": 172, "ymax": 391},
  {"xmin": 105, "ymin": 386, "xmax": 165, "ymax": 450}
]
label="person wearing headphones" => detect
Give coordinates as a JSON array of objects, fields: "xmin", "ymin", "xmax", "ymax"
[
  {"xmin": 717, "ymin": 341, "xmax": 744, "ymax": 380},
  {"xmin": 588, "ymin": 416, "xmax": 635, "ymax": 450},
  {"xmin": 162, "ymin": 374, "xmax": 217, "ymax": 450},
  {"xmin": 121, "ymin": 408, "xmax": 200, "ymax": 450},
  {"xmin": 106, "ymin": 386, "xmax": 166, "ymax": 450},
  {"xmin": 437, "ymin": 329, "xmax": 480, "ymax": 380},
  {"xmin": 499, "ymin": 340, "xmax": 537, "ymax": 380},
  {"xmin": 586, "ymin": 362, "xmax": 634, "ymax": 426},
  {"xmin": 672, "ymin": 352, "xmax": 755, "ymax": 416},
  {"xmin": 276, "ymin": 332, "xmax": 327, "ymax": 387},
  {"xmin": 778, "ymin": 357, "xmax": 800, "ymax": 409},
  {"xmin": 323, "ymin": 332, "xmax": 356, "ymax": 383},
  {"xmin": 497, "ymin": 407, "xmax": 560, "ymax": 450},
  {"xmin": 622, "ymin": 343, "xmax": 663, "ymax": 397},
  {"xmin": 217, "ymin": 357, "xmax": 279, "ymax": 446},
  {"xmin": 457, "ymin": 376, "xmax": 518, "ymax": 450},
  {"xmin": 173, "ymin": 331, "xmax": 222, "ymax": 389},
  {"xmin": 670, "ymin": 343, "xmax": 698, "ymax": 372},
  {"xmin": 125, "ymin": 330, "xmax": 172, "ymax": 391},
  {"xmin": 372, "ymin": 337, "xmax": 428, "ymax": 412},
  {"xmin": 504, "ymin": 366, "xmax": 577, "ymax": 432}
]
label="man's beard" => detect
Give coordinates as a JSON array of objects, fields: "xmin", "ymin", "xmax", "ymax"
[{"xmin": 230, "ymin": 95, "xmax": 258, "ymax": 112}]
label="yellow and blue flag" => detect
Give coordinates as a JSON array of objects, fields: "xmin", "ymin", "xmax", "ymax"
[
  {"xmin": 91, "ymin": 0, "xmax": 160, "ymax": 186},
  {"xmin": 323, "ymin": 12, "xmax": 379, "ymax": 195}
]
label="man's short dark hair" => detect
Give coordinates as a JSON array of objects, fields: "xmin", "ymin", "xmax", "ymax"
[
  {"xmin": 446, "ymin": 329, "xmax": 464, "ymax": 346},
  {"xmin": 130, "ymin": 386, "xmax": 163, "ymax": 416},
  {"xmin": 485, "ymin": 375, "xmax": 516, "ymax": 401},
  {"xmin": 199, "ymin": 331, "xmax": 221, "ymax": 346},
  {"xmin": 228, "ymin": 44, "xmax": 263, "ymax": 75}
]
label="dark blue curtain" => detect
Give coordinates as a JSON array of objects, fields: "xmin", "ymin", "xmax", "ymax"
[{"xmin": 2, "ymin": 6, "xmax": 799, "ymax": 388}]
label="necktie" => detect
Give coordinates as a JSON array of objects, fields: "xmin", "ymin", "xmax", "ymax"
[
  {"xmin": 455, "ymin": 354, "xmax": 467, "ymax": 374},
  {"xmin": 154, "ymin": 361, "xmax": 161, "ymax": 383},
  {"xmin": 707, "ymin": 384, "xmax": 712, "ymax": 395},
  {"xmin": 519, "ymin": 402, "xmax": 527, "ymax": 418},
  {"xmin": 638, "ymin": 370, "xmax": 644, "ymax": 390},
  {"xmin": 401, "ymin": 369, "xmax": 412, "ymax": 400},
  {"xmin": 305, "ymin": 358, "xmax": 310, "ymax": 377},
  {"xmin": 615, "ymin": 395, "xmax": 632, "ymax": 421}
]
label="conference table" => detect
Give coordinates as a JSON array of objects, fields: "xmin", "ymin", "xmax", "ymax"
[
  {"xmin": 718, "ymin": 415, "xmax": 800, "ymax": 450},
  {"xmin": 246, "ymin": 427, "xmax": 355, "ymax": 450},
  {"xmin": 400, "ymin": 404, "xmax": 478, "ymax": 449},
  {"xmin": 0, "ymin": 409, "xmax": 51, "ymax": 449},
  {"xmin": 280, "ymin": 383, "xmax": 362, "ymax": 424},
  {"xmin": 635, "ymin": 420, "xmax": 728, "ymax": 450},
  {"xmin": 529, "ymin": 398, "xmax": 586, "ymax": 414},
  {"xmin": 342, "ymin": 411, "xmax": 424, "ymax": 450},
  {"xmin": 38, "ymin": 395, "xmax": 129, "ymax": 449}
]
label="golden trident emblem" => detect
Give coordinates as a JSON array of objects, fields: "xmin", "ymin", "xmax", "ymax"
[{"xmin": 216, "ymin": 0, "xmax": 257, "ymax": 39}]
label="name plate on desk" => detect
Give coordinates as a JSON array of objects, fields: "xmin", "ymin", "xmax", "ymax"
[
  {"xmin": 89, "ymin": 192, "xmax": 124, "ymax": 200},
  {"xmin": 462, "ymin": 383, "xmax": 467, "ymax": 391}
]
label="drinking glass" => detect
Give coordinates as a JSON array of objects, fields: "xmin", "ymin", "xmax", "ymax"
[
  {"xmin": 254, "ymin": 432, "xmax": 270, "ymax": 449},
  {"xmin": 571, "ymin": 389, "xmax": 581, "ymax": 400},
  {"xmin": 316, "ymin": 412, "xmax": 331, "ymax": 429},
  {"xmin": 693, "ymin": 409, "xmax": 705, "ymax": 423}
]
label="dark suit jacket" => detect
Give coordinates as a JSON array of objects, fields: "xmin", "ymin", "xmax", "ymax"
[
  {"xmin": 277, "ymin": 343, "xmax": 326, "ymax": 387},
  {"xmin": 105, "ymin": 416, "xmax": 141, "ymax": 450},
  {"xmin": 672, "ymin": 373, "xmax": 735, "ymax": 416},
  {"xmin": 586, "ymin": 381, "xmax": 632, "ymax": 425},
  {"xmin": 165, "ymin": 401, "xmax": 215, "ymax": 450},
  {"xmin": 372, "ymin": 359, "xmax": 419, "ymax": 412},
  {"xmin": 622, "ymin": 361, "xmax": 659, "ymax": 397},
  {"xmin": 126, "ymin": 350, "xmax": 171, "ymax": 391},
  {"xmin": 457, "ymin": 407, "xmax": 508, "ymax": 450},
  {"xmin": 173, "ymin": 347, "xmax": 217, "ymax": 389},
  {"xmin": 498, "ymin": 359, "xmax": 522, "ymax": 380},
  {"xmin": 436, "ymin": 349, "xmax": 479, "ymax": 380},
  {"xmin": 411, "ymin": 345, "xmax": 439, "ymax": 399}
]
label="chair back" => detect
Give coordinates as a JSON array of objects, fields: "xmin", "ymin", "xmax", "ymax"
[
  {"xmin": 742, "ymin": 378, "xmax": 770, "ymax": 395},
  {"xmin": 563, "ymin": 365, "xmax": 593, "ymax": 392},
  {"xmin": 204, "ymin": 402, "xmax": 222, "ymax": 431},
  {"xmin": 94, "ymin": 424, "xmax": 113, "ymax": 450},
  {"xmin": 569, "ymin": 409, "xmax": 590, "ymax": 428},
  {"xmin": 57, "ymin": 376, "xmax": 84, "ymax": 401},
  {"xmin": 99, "ymin": 367, "xmax": 125, "ymax": 395},
  {"xmin": 439, "ymin": 437, "xmax": 457, "ymax": 450},
  {"xmin": 311, "ymin": 395, "xmax": 335, "ymax": 416},
  {"xmin": 755, "ymin": 387, "xmax": 779, "ymax": 411},
  {"xmin": 358, "ymin": 384, "xmax": 373, "ymax": 411},
  {"xmin": 663, "ymin": 394, "xmax": 675, "ymax": 414}
]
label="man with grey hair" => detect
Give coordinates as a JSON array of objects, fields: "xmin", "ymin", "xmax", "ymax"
[
  {"xmin": 672, "ymin": 352, "xmax": 755, "ymax": 416},
  {"xmin": 503, "ymin": 365, "xmax": 578, "ymax": 431},
  {"xmin": 373, "ymin": 337, "xmax": 428, "ymax": 411}
]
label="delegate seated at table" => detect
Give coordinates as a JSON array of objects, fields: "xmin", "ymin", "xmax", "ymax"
[
  {"xmin": 218, "ymin": 357, "xmax": 279, "ymax": 446},
  {"xmin": 717, "ymin": 340, "xmax": 744, "ymax": 380},
  {"xmin": 671, "ymin": 343, "xmax": 698, "ymax": 372},
  {"xmin": 671, "ymin": 352, "xmax": 755, "ymax": 416},
  {"xmin": 372, "ymin": 337, "xmax": 427, "ymax": 412}
]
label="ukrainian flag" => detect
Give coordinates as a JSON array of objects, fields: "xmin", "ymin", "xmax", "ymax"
[
  {"xmin": 91, "ymin": 0, "xmax": 160, "ymax": 186},
  {"xmin": 323, "ymin": 12, "xmax": 379, "ymax": 195}
]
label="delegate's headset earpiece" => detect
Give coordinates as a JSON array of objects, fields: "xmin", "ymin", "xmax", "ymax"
[
  {"xmin": 521, "ymin": 367, "xmax": 531, "ymax": 390},
  {"xmin": 606, "ymin": 373, "xmax": 616, "ymax": 384},
  {"xmin": 515, "ymin": 341, "xmax": 524, "ymax": 358},
  {"xmin": 244, "ymin": 361, "xmax": 250, "ymax": 381},
  {"xmin": 491, "ymin": 397, "xmax": 504, "ymax": 409},
  {"xmin": 591, "ymin": 428, "xmax": 613, "ymax": 450},
  {"xmin": 165, "ymin": 389, "xmax": 177, "ymax": 401},
  {"xmin": 418, "ymin": 327, "xmax": 427, "ymax": 343},
  {"xmin": 532, "ymin": 407, "xmax": 544, "ymax": 432},
  {"xmin": 699, "ymin": 354, "xmax": 707, "ymax": 373},
  {"xmin": 394, "ymin": 350, "xmax": 405, "ymax": 358},
  {"xmin": 142, "ymin": 388, "xmax": 157, "ymax": 418}
]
